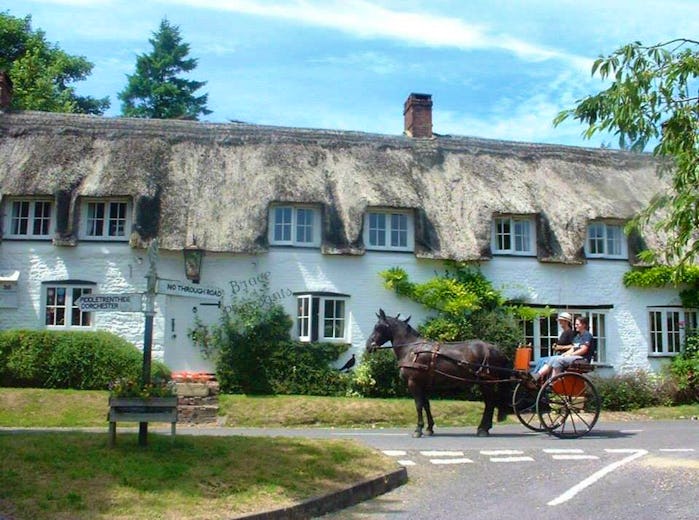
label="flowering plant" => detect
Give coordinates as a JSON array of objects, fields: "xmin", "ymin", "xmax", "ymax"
[{"xmin": 108, "ymin": 377, "xmax": 177, "ymax": 398}]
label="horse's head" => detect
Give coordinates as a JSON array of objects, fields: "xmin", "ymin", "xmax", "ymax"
[{"xmin": 365, "ymin": 309, "xmax": 412, "ymax": 353}]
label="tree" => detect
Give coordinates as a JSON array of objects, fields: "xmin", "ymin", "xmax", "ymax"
[
  {"xmin": 118, "ymin": 19, "xmax": 211, "ymax": 119},
  {"xmin": 554, "ymin": 39, "xmax": 699, "ymax": 275},
  {"xmin": 0, "ymin": 11, "xmax": 109, "ymax": 114}
]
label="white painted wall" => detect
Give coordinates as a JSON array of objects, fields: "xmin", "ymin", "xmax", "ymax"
[{"xmin": 0, "ymin": 242, "xmax": 682, "ymax": 376}]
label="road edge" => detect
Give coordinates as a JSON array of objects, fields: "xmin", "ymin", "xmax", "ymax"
[{"xmin": 230, "ymin": 466, "xmax": 409, "ymax": 519}]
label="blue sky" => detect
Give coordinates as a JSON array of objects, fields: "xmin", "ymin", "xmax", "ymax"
[{"xmin": 10, "ymin": 0, "xmax": 699, "ymax": 148}]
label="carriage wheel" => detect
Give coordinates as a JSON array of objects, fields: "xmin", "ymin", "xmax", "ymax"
[
  {"xmin": 537, "ymin": 372, "xmax": 600, "ymax": 439},
  {"xmin": 512, "ymin": 381, "xmax": 547, "ymax": 432}
]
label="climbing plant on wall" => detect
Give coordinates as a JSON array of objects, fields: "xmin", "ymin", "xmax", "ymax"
[
  {"xmin": 623, "ymin": 265, "xmax": 699, "ymax": 308},
  {"xmin": 379, "ymin": 262, "xmax": 544, "ymax": 357}
]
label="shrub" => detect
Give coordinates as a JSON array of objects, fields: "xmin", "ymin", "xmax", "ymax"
[
  {"xmin": 267, "ymin": 341, "xmax": 349, "ymax": 396},
  {"xmin": 348, "ymin": 349, "xmax": 408, "ymax": 398},
  {"xmin": 666, "ymin": 330, "xmax": 699, "ymax": 404},
  {"xmin": 0, "ymin": 329, "xmax": 169, "ymax": 390},
  {"xmin": 591, "ymin": 371, "xmax": 673, "ymax": 410}
]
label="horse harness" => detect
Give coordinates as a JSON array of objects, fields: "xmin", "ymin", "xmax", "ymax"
[{"xmin": 397, "ymin": 341, "xmax": 512, "ymax": 386}]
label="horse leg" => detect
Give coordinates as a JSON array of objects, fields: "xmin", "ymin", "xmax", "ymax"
[
  {"xmin": 423, "ymin": 397, "xmax": 435, "ymax": 436},
  {"xmin": 477, "ymin": 385, "xmax": 496, "ymax": 437},
  {"xmin": 409, "ymin": 380, "xmax": 425, "ymax": 438},
  {"xmin": 496, "ymin": 382, "xmax": 513, "ymax": 422}
]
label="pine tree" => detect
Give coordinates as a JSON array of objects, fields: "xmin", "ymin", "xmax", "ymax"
[{"xmin": 118, "ymin": 19, "xmax": 211, "ymax": 119}]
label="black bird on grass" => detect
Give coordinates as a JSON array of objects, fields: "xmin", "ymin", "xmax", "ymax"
[{"xmin": 338, "ymin": 354, "xmax": 356, "ymax": 372}]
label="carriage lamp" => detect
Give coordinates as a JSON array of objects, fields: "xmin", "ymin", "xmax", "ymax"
[{"xmin": 183, "ymin": 243, "xmax": 204, "ymax": 284}]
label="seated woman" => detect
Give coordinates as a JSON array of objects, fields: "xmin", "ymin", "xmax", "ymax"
[
  {"xmin": 532, "ymin": 315, "xmax": 592, "ymax": 382},
  {"xmin": 531, "ymin": 312, "xmax": 575, "ymax": 376}
]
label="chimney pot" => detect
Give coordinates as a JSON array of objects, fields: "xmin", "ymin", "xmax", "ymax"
[{"xmin": 404, "ymin": 93, "xmax": 432, "ymax": 138}]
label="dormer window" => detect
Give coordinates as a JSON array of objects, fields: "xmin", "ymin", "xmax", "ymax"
[
  {"xmin": 4, "ymin": 197, "xmax": 54, "ymax": 239},
  {"xmin": 492, "ymin": 216, "xmax": 535, "ymax": 256},
  {"xmin": 268, "ymin": 204, "xmax": 321, "ymax": 247},
  {"xmin": 364, "ymin": 210, "xmax": 414, "ymax": 252},
  {"xmin": 586, "ymin": 222, "xmax": 627, "ymax": 259},
  {"xmin": 79, "ymin": 198, "xmax": 131, "ymax": 241}
]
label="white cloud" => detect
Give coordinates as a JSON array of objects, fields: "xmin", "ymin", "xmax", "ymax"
[{"xmin": 162, "ymin": 0, "xmax": 588, "ymax": 67}]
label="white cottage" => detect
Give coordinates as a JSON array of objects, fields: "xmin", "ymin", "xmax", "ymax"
[{"xmin": 0, "ymin": 94, "xmax": 693, "ymax": 376}]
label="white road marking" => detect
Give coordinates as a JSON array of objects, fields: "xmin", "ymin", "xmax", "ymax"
[
  {"xmin": 480, "ymin": 450, "xmax": 524, "ymax": 456},
  {"xmin": 552, "ymin": 455, "xmax": 599, "ymax": 461},
  {"xmin": 543, "ymin": 448, "xmax": 584, "ymax": 454},
  {"xmin": 619, "ymin": 429, "xmax": 643, "ymax": 433},
  {"xmin": 490, "ymin": 456, "xmax": 535, "ymax": 463},
  {"xmin": 382, "ymin": 450, "xmax": 407, "ymax": 457},
  {"xmin": 397, "ymin": 460, "xmax": 416, "ymax": 466},
  {"xmin": 430, "ymin": 458, "xmax": 473, "ymax": 465},
  {"xmin": 420, "ymin": 450, "xmax": 464, "ymax": 457},
  {"xmin": 548, "ymin": 449, "xmax": 648, "ymax": 506},
  {"xmin": 659, "ymin": 448, "xmax": 695, "ymax": 452}
]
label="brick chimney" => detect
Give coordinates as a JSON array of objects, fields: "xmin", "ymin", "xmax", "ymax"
[
  {"xmin": 0, "ymin": 71, "xmax": 12, "ymax": 111},
  {"xmin": 403, "ymin": 93, "xmax": 432, "ymax": 138}
]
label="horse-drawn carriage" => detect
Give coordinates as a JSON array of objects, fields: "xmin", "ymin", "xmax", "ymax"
[{"xmin": 367, "ymin": 310, "xmax": 601, "ymax": 439}]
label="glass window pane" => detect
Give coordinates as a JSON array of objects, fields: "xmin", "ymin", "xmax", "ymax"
[
  {"xmin": 390, "ymin": 214, "xmax": 407, "ymax": 247},
  {"xmin": 369, "ymin": 213, "xmax": 386, "ymax": 246},
  {"xmin": 295, "ymin": 208, "xmax": 314, "ymax": 243}
]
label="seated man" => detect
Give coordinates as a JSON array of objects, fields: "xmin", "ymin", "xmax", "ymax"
[
  {"xmin": 532, "ymin": 316, "xmax": 593, "ymax": 382},
  {"xmin": 531, "ymin": 311, "xmax": 575, "ymax": 377}
]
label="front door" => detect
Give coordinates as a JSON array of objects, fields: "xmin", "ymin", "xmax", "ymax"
[{"xmin": 163, "ymin": 295, "xmax": 219, "ymax": 373}]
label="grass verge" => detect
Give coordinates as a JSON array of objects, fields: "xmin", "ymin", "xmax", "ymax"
[{"xmin": 0, "ymin": 432, "xmax": 397, "ymax": 520}]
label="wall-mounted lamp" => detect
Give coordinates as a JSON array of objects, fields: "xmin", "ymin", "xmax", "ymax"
[{"xmin": 183, "ymin": 243, "xmax": 204, "ymax": 284}]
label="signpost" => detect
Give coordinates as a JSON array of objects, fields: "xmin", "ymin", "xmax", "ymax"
[
  {"xmin": 156, "ymin": 279, "xmax": 223, "ymax": 300},
  {"xmin": 87, "ymin": 240, "xmax": 224, "ymax": 447},
  {"xmin": 76, "ymin": 293, "xmax": 143, "ymax": 313}
]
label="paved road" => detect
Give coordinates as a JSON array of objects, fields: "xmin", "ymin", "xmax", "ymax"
[{"xmin": 188, "ymin": 419, "xmax": 699, "ymax": 520}]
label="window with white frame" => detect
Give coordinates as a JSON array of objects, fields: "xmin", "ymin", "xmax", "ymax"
[
  {"xmin": 585, "ymin": 222, "xmax": 627, "ymax": 259},
  {"xmin": 80, "ymin": 199, "xmax": 130, "ymax": 240},
  {"xmin": 518, "ymin": 308, "xmax": 607, "ymax": 363},
  {"xmin": 4, "ymin": 198, "xmax": 54, "ymax": 239},
  {"xmin": 648, "ymin": 307, "xmax": 698, "ymax": 355},
  {"xmin": 295, "ymin": 293, "xmax": 349, "ymax": 342},
  {"xmin": 364, "ymin": 210, "xmax": 414, "ymax": 251},
  {"xmin": 42, "ymin": 281, "xmax": 95, "ymax": 329},
  {"xmin": 268, "ymin": 205, "xmax": 321, "ymax": 247},
  {"xmin": 492, "ymin": 216, "xmax": 535, "ymax": 255}
]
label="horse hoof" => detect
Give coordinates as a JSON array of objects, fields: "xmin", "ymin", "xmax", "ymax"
[
  {"xmin": 413, "ymin": 430, "xmax": 423, "ymax": 438},
  {"xmin": 476, "ymin": 428, "xmax": 490, "ymax": 437}
]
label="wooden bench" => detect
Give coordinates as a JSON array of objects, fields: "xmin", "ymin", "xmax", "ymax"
[{"xmin": 108, "ymin": 397, "xmax": 178, "ymax": 447}]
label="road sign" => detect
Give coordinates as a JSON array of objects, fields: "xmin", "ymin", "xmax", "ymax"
[
  {"xmin": 156, "ymin": 279, "xmax": 223, "ymax": 300},
  {"xmin": 76, "ymin": 293, "xmax": 143, "ymax": 312}
]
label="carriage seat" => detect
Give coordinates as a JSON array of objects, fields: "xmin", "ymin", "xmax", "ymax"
[{"xmin": 566, "ymin": 358, "xmax": 595, "ymax": 374}]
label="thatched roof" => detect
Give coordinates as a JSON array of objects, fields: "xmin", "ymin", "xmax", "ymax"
[{"xmin": 0, "ymin": 110, "xmax": 666, "ymax": 263}]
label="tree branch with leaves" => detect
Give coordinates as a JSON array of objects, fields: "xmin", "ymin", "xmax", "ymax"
[{"xmin": 554, "ymin": 39, "xmax": 699, "ymax": 275}]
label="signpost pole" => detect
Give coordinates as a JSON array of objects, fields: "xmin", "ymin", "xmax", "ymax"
[{"xmin": 139, "ymin": 239, "xmax": 158, "ymax": 447}]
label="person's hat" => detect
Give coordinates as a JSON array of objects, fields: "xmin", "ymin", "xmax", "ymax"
[{"xmin": 557, "ymin": 312, "xmax": 573, "ymax": 323}]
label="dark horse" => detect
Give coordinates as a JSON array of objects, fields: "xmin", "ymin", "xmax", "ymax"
[{"xmin": 366, "ymin": 309, "xmax": 513, "ymax": 437}]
